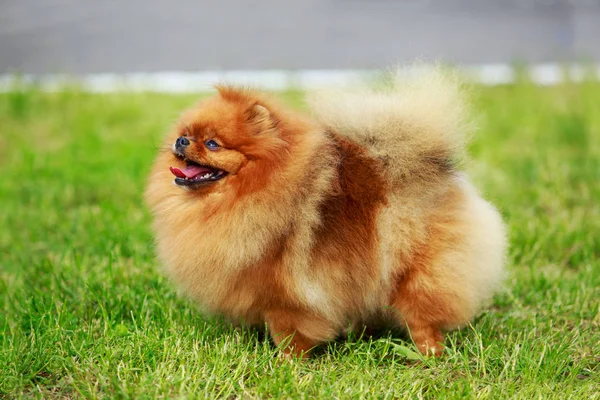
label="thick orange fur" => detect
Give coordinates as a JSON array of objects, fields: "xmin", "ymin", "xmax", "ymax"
[{"xmin": 145, "ymin": 68, "xmax": 506, "ymax": 357}]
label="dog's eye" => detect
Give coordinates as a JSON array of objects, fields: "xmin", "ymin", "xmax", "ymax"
[{"xmin": 205, "ymin": 139, "xmax": 220, "ymax": 151}]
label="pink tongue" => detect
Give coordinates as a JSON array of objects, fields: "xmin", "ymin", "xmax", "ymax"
[{"xmin": 169, "ymin": 165, "xmax": 212, "ymax": 179}]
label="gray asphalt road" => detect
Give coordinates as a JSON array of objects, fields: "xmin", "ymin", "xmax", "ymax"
[{"xmin": 1, "ymin": 0, "xmax": 599, "ymax": 74}]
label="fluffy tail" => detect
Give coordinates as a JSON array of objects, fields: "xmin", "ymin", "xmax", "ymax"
[{"xmin": 306, "ymin": 66, "xmax": 472, "ymax": 186}]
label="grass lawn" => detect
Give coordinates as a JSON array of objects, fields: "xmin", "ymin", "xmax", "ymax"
[{"xmin": 1, "ymin": 80, "xmax": 599, "ymax": 399}]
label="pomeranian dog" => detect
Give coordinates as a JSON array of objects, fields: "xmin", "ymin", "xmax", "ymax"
[{"xmin": 145, "ymin": 68, "xmax": 506, "ymax": 357}]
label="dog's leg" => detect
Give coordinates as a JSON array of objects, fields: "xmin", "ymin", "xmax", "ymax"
[
  {"xmin": 389, "ymin": 236, "xmax": 472, "ymax": 356},
  {"xmin": 264, "ymin": 309, "xmax": 337, "ymax": 358},
  {"xmin": 389, "ymin": 276, "xmax": 449, "ymax": 356}
]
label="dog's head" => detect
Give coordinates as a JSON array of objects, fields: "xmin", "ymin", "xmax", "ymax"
[{"xmin": 167, "ymin": 86, "xmax": 289, "ymax": 195}]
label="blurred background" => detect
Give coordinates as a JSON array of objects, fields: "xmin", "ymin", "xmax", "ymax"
[{"xmin": 1, "ymin": 0, "xmax": 600, "ymax": 89}]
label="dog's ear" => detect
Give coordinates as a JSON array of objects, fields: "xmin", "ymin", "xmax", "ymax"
[
  {"xmin": 245, "ymin": 103, "xmax": 278, "ymax": 133},
  {"xmin": 246, "ymin": 103, "xmax": 270, "ymax": 124},
  {"xmin": 214, "ymin": 85, "xmax": 278, "ymax": 134}
]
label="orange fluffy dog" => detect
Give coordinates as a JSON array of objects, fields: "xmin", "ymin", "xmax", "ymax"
[{"xmin": 145, "ymin": 68, "xmax": 506, "ymax": 357}]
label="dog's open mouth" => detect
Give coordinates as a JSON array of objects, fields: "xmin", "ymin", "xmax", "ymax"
[{"xmin": 169, "ymin": 161, "xmax": 228, "ymax": 187}]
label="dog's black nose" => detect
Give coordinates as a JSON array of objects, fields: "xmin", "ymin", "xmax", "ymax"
[{"xmin": 175, "ymin": 136, "xmax": 190, "ymax": 150}]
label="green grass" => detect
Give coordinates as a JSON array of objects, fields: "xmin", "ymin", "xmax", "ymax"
[{"xmin": 1, "ymin": 80, "xmax": 599, "ymax": 399}]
